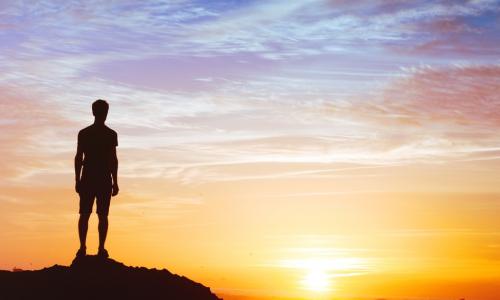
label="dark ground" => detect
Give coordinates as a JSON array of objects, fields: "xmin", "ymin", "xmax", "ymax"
[{"xmin": 0, "ymin": 255, "xmax": 222, "ymax": 300}]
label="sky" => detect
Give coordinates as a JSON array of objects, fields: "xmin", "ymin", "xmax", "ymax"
[{"xmin": 1, "ymin": 0, "xmax": 500, "ymax": 299}]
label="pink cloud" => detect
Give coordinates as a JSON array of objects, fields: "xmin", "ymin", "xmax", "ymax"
[
  {"xmin": 419, "ymin": 18, "xmax": 478, "ymax": 34},
  {"xmin": 0, "ymin": 86, "xmax": 74, "ymax": 181},
  {"xmin": 379, "ymin": 65, "xmax": 500, "ymax": 128},
  {"xmin": 336, "ymin": 64, "xmax": 500, "ymax": 131},
  {"xmin": 313, "ymin": 64, "xmax": 500, "ymax": 161}
]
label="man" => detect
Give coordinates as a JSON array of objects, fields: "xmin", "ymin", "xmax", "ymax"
[{"xmin": 74, "ymin": 99, "xmax": 119, "ymax": 258}]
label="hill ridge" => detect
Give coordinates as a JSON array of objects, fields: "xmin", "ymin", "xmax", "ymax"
[{"xmin": 0, "ymin": 255, "xmax": 222, "ymax": 300}]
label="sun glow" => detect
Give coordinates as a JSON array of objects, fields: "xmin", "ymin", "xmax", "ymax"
[
  {"xmin": 281, "ymin": 256, "xmax": 368, "ymax": 294},
  {"xmin": 302, "ymin": 268, "xmax": 331, "ymax": 292}
]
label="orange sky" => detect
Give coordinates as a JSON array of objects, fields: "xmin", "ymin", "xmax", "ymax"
[{"xmin": 1, "ymin": 1, "xmax": 500, "ymax": 299}]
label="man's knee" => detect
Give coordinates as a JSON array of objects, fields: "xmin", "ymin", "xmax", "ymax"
[
  {"xmin": 79, "ymin": 213, "xmax": 91, "ymax": 221},
  {"xmin": 98, "ymin": 214, "xmax": 108, "ymax": 222}
]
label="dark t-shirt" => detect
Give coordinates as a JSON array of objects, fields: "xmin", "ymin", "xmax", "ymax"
[{"xmin": 78, "ymin": 124, "xmax": 118, "ymax": 184}]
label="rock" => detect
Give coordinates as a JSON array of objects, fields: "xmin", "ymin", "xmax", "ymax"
[{"xmin": 0, "ymin": 255, "xmax": 221, "ymax": 300}]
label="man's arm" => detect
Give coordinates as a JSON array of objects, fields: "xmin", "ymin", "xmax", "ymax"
[
  {"xmin": 111, "ymin": 146, "xmax": 119, "ymax": 196},
  {"xmin": 74, "ymin": 142, "xmax": 83, "ymax": 194}
]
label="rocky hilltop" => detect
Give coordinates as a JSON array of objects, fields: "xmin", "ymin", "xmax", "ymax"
[{"xmin": 0, "ymin": 255, "xmax": 221, "ymax": 300}]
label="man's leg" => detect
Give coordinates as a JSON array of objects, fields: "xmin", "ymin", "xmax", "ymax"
[
  {"xmin": 78, "ymin": 187, "xmax": 94, "ymax": 256},
  {"xmin": 96, "ymin": 189, "xmax": 111, "ymax": 257},
  {"xmin": 98, "ymin": 214, "xmax": 108, "ymax": 250},
  {"xmin": 78, "ymin": 213, "xmax": 91, "ymax": 250}
]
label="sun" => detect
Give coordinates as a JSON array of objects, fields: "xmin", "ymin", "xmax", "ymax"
[
  {"xmin": 302, "ymin": 268, "xmax": 331, "ymax": 292},
  {"xmin": 281, "ymin": 256, "xmax": 367, "ymax": 295}
]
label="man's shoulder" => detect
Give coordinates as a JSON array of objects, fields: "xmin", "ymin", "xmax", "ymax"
[
  {"xmin": 104, "ymin": 126, "xmax": 118, "ymax": 137},
  {"xmin": 78, "ymin": 125, "xmax": 94, "ymax": 136},
  {"xmin": 105, "ymin": 126, "xmax": 118, "ymax": 147}
]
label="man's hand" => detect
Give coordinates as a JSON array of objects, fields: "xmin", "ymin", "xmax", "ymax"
[
  {"xmin": 112, "ymin": 183, "xmax": 119, "ymax": 197},
  {"xmin": 75, "ymin": 180, "xmax": 81, "ymax": 194}
]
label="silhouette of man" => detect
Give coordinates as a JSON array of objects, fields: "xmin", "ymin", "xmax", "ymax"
[{"xmin": 75, "ymin": 99, "xmax": 119, "ymax": 258}]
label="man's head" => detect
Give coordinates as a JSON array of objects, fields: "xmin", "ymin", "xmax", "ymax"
[{"xmin": 92, "ymin": 99, "xmax": 109, "ymax": 122}]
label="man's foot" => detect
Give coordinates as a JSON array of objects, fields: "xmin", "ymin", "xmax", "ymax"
[
  {"xmin": 97, "ymin": 248, "xmax": 109, "ymax": 258},
  {"xmin": 75, "ymin": 247, "xmax": 86, "ymax": 258}
]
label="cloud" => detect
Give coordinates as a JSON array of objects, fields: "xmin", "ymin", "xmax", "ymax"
[
  {"xmin": 3, "ymin": 60, "xmax": 499, "ymax": 186},
  {"xmin": 297, "ymin": 64, "xmax": 500, "ymax": 165},
  {"xmin": 0, "ymin": 87, "xmax": 75, "ymax": 182},
  {"xmin": 377, "ymin": 64, "xmax": 500, "ymax": 128},
  {"xmin": 1, "ymin": 0, "xmax": 499, "ymax": 187},
  {"xmin": 1, "ymin": 0, "xmax": 498, "ymax": 63}
]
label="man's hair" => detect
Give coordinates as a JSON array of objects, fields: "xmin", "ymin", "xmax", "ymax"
[{"xmin": 92, "ymin": 99, "xmax": 109, "ymax": 118}]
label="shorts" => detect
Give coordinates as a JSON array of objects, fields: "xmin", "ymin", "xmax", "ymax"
[{"xmin": 79, "ymin": 182, "xmax": 112, "ymax": 216}]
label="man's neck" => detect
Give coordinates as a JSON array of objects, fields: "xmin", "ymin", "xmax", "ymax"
[{"xmin": 93, "ymin": 119, "xmax": 106, "ymax": 126}]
